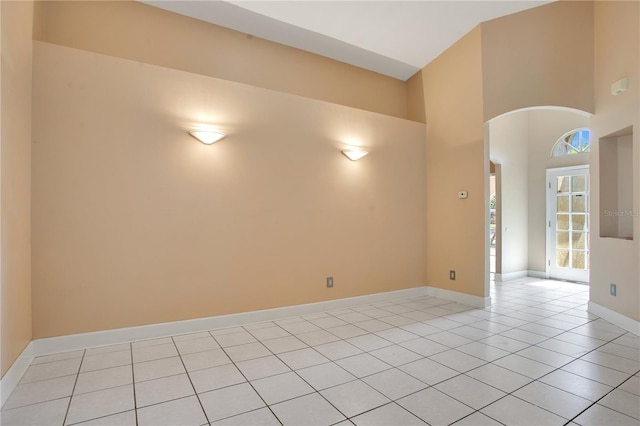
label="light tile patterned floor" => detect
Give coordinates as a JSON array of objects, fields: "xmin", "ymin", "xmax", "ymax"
[{"xmin": 2, "ymin": 278, "xmax": 639, "ymax": 425}]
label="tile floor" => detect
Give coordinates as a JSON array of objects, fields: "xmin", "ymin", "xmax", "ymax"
[{"xmin": 2, "ymin": 278, "xmax": 639, "ymax": 426}]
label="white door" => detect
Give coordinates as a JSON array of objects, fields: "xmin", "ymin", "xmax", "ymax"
[{"xmin": 547, "ymin": 166, "xmax": 590, "ymax": 282}]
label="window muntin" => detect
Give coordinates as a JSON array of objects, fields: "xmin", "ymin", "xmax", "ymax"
[{"xmin": 552, "ymin": 129, "xmax": 590, "ymax": 157}]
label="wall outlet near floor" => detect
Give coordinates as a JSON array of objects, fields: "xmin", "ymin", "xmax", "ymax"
[
  {"xmin": 610, "ymin": 283, "xmax": 617, "ymax": 296},
  {"xmin": 450, "ymin": 270, "xmax": 456, "ymax": 280},
  {"xmin": 327, "ymin": 277, "xmax": 334, "ymax": 288}
]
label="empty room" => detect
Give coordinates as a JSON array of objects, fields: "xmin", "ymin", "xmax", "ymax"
[{"xmin": 1, "ymin": 0, "xmax": 639, "ymax": 425}]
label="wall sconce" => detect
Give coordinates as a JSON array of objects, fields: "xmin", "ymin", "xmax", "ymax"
[
  {"xmin": 341, "ymin": 148, "xmax": 368, "ymax": 161},
  {"xmin": 189, "ymin": 130, "xmax": 226, "ymax": 145}
]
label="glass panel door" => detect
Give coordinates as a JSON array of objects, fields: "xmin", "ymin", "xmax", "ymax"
[{"xmin": 547, "ymin": 167, "xmax": 589, "ymax": 282}]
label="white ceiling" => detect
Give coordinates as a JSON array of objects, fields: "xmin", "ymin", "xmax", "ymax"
[{"xmin": 143, "ymin": 0, "xmax": 552, "ymax": 81}]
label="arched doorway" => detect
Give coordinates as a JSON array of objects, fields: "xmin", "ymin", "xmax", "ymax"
[{"xmin": 486, "ymin": 107, "xmax": 592, "ymax": 284}]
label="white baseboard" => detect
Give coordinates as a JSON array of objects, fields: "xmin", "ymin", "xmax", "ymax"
[
  {"xmin": 424, "ymin": 286, "xmax": 491, "ymax": 308},
  {"xmin": 588, "ymin": 301, "xmax": 640, "ymax": 336},
  {"xmin": 0, "ymin": 342, "xmax": 34, "ymax": 408},
  {"xmin": 494, "ymin": 270, "xmax": 528, "ymax": 282},
  {"xmin": 527, "ymin": 270, "xmax": 547, "ymax": 279},
  {"xmin": 32, "ymin": 286, "xmax": 428, "ymax": 357}
]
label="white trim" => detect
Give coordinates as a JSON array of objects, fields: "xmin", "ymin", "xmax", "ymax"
[
  {"xmin": 0, "ymin": 342, "xmax": 34, "ymax": 408},
  {"xmin": 490, "ymin": 106, "xmax": 592, "ymax": 122},
  {"xmin": 588, "ymin": 301, "xmax": 640, "ymax": 336},
  {"xmin": 494, "ymin": 270, "xmax": 529, "ymax": 282},
  {"xmin": 32, "ymin": 287, "xmax": 428, "ymax": 357},
  {"xmin": 527, "ymin": 270, "xmax": 548, "ymax": 279},
  {"xmin": 424, "ymin": 286, "xmax": 491, "ymax": 308}
]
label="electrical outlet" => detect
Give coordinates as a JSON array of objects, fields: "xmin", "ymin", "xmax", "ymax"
[
  {"xmin": 610, "ymin": 283, "xmax": 616, "ymax": 296},
  {"xmin": 450, "ymin": 270, "xmax": 456, "ymax": 280},
  {"xmin": 327, "ymin": 277, "xmax": 334, "ymax": 288}
]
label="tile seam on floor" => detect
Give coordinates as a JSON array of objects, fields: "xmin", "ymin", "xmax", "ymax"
[
  {"xmin": 62, "ymin": 349, "xmax": 86, "ymax": 426},
  {"xmin": 65, "ymin": 408, "xmax": 134, "ymax": 426},
  {"xmin": 172, "ymin": 334, "xmax": 212, "ymax": 425},
  {"xmin": 128, "ymin": 342, "xmax": 139, "ymax": 426},
  {"xmin": 211, "ymin": 330, "xmax": 286, "ymax": 425}
]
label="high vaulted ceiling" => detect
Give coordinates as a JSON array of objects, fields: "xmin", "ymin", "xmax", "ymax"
[{"xmin": 143, "ymin": 1, "xmax": 552, "ymax": 81}]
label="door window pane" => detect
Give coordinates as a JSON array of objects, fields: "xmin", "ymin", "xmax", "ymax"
[
  {"xmin": 557, "ymin": 250, "xmax": 570, "ymax": 268},
  {"xmin": 572, "ymin": 251, "xmax": 587, "ymax": 270},
  {"xmin": 557, "ymin": 177, "xmax": 570, "ymax": 193},
  {"xmin": 558, "ymin": 196, "xmax": 570, "ymax": 212},
  {"xmin": 557, "ymin": 231, "xmax": 570, "ymax": 249},
  {"xmin": 572, "ymin": 175, "xmax": 587, "ymax": 192},
  {"xmin": 572, "ymin": 195, "xmax": 586, "ymax": 212},
  {"xmin": 572, "ymin": 232, "xmax": 587, "ymax": 249},
  {"xmin": 572, "ymin": 214, "xmax": 587, "ymax": 231},
  {"xmin": 557, "ymin": 214, "xmax": 570, "ymax": 230}
]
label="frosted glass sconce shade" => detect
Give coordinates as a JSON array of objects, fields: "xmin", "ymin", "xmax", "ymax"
[
  {"xmin": 342, "ymin": 149, "xmax": 368, "ymax": 161},
  {"xmin": 189, "ymin": 130, "xmax": 226, "ymax": 144}
]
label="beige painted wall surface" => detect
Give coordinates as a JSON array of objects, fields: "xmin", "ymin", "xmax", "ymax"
[
  {"xmin": 481, "ymin": 1, "xmax": 594, "ymax": 122},
  {"xmin": 616, "ymin": 135, "xmax": 634, "ymax": 238},
  {"xmin": 406, "ymin": 71, "xmax": 426, "ymax": 124},
  {"xmin": 1, "ymin": 0, "xmax": 33, "ymax": 376},
  {"xmin": 31, "ymin": 42, "xmax": 427, "ymax": 338},
  {"xmin": 489, "ymin": 112, "xmax": 529, "ymax": 275},
  {"xmin": 33, "ymin": 0, "xmax": 408, "ymax": 120},
  {"xmin": 527, "ymin": 110, "xmax": 589, "ymax": 273},
  {"xmin": 589, "ymin": 1, "xmax": 639, "ymax": 321},
  {"xmin": 422, "ymin": 27, "xmax": 486, "ymax": 297}
]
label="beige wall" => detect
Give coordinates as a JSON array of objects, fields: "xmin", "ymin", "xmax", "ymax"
[
  {"xmin": 527, "ymin": 109, "xmax": 590, "ymax": 273},
  {"xmin": 406, "ymin": 71, "xmax": 426, "ymax": 124},
  {"xmin": 1, "ymin": 0, "xmax": 33, "ymax": 376},
  {"xmin": 589, "ymin": 1, "xmax": 639, "ymax": 321},
  {"xmin": 481, "ymin": 1, "xmax": 594, "ymax": 122},
  {"xmin": 422, "ymin": 27, "xmax": 487, "ymax": 297},
  {"xmin": 31, "ymin": 42, "xmax": 427, "ymax": 338},
  {"xmin": 33, "ymin": 0, "xmax": 408, "ymax": 120},
  {"xmin": 489, "ymin": 112, "xmax": 529, "ymax": 275},
  {"xmin": 615, "ymin": 134, "xmax": 633, "ymax": 238}
]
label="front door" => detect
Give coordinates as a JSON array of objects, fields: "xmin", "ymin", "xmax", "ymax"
[{"xmin": 547, "ymin": 166, "xmax": 590, "ymax": 282}]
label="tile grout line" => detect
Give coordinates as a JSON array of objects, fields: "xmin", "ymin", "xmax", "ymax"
[
  {"xmin": 564, "ymin": 370, "xmax": 640, "ymax": 425},
  {"xmin": 129, "ymin": 342, "xmax": 139, "ymax": 426},
  {"xmin": 208, "ymin": 330, "xmax": 284, "ymax": 426},
  {"xmin": 170, "ymin": 335, "xmax": 213, "ymax": 426},
  {"xmin": 61, "ymin": 349, "xmax": 86, "ymax": 426}
]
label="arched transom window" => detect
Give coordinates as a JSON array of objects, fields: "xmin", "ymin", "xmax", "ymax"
[{"xmin": 552, "ymin": 129, "xmax": 591, "ymax": 157}]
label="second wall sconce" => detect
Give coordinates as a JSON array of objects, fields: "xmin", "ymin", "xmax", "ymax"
[
  {"xmin": 189, "ymin": 130, "xmax": 226, "ymax": 145},
  {"xmin": 341, "ymin": 148, "xmax": 368, "ymax": 161}
]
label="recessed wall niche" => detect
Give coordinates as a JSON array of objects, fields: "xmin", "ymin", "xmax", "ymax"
[{"xmin": 599, "ymin": 126, "xmax": 634, "ymax": 239}]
